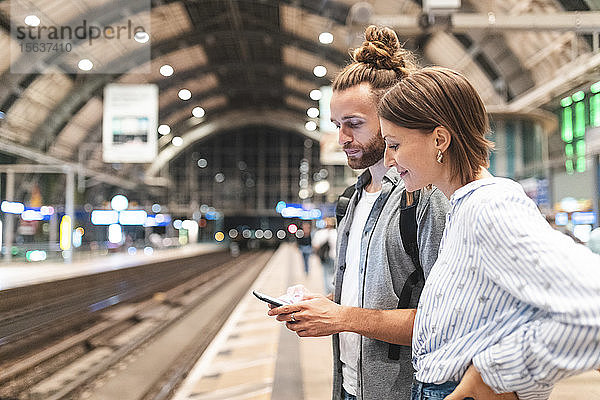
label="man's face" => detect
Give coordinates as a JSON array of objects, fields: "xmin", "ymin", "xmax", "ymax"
[{"xmin": 330, "ymin": 83, "xmax": 385, "ymax": 170}]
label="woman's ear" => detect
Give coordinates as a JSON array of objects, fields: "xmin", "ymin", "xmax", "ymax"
[{"xmin": 433, "ymin": 126, "xmax": 451, "ymax": 153}]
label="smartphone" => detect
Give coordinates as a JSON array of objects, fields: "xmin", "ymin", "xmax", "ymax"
[{"xmin": 252, "ymin": 290, "xmax": 289, "ymax": 307}]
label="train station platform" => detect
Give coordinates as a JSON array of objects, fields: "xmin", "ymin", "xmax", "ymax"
[
  {"xmin": 171, "ymin": 243, "xmax": 600, "ymax": 400},
  {"xmin": 172, "ymin": 242, "xmax": 333, "ymax": 400},
  {"xmin": 0, "ymin": 243, "xmax": 225, "ymax": 290}
]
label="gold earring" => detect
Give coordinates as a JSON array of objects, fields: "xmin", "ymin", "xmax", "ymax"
[{"xmin": 436, "ymin": 150, "xmax": 443, "ymax": 164}]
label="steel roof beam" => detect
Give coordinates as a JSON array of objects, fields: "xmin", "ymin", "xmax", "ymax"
[
  {"xmin": 0, "ymin": 135, "xmax": 139, "ymax": 189},
  {"xmin": 225, "ymin": 0, "xmax": 255, "ymax": 89},
  {"xmin": 280, "ymin": 0, "xmax": 350, "ymax": 25},
  {"xmin": 158, "ymin": 80, "xmax": 317, "ymax": 118},
  {"xmin": 159, "ymin": 102, "xmax": 315, "ymax": 143},
  {"xmin": 28, "ymin": 60, "xmax": 328, "ymax": 151},
  {"xmin": 583, "ymin": 0, "xmax": 600, "ymax": 10},
  {"xmin": 153, "ymin": 29, "xmax": 348, "ymax": 65},
  {"xmin": 0, "ymin": 10, "xmax": 10, "ymax": 33},
  {"xmin": 145, "ymin": 108, "xmax": 321, "ymax": 178},
  {"xmin": 0, "ymin": 3, "xmax": 348, "ymax": 108},
  {"xmin": 504, "ymin": 50, "xmax": 600, "ymax": 112},
  {"xmin": 373, "ymin": 12, "xmax": 600, "ymax": 35},
  {"xmin": 0, "ymin": 0, "xmax": 150, "ymax": 106},
  {"xmin": 29, "ymin": 29, "xmax": 342, "ymax": 151},
  {"xmin": 153, "ymin": 62, "xmax": 330, "ymax": 92}
]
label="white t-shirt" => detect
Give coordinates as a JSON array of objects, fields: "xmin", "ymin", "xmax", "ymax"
[{"xmin": 340, "ymin": 188, "xmax": 381, "ymax": 396}]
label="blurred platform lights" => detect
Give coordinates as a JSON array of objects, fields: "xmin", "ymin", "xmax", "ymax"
[
  {"xmin": 59, "ymin": 215, "xmax": 71, "ymax": 251},
  {"xmin": 275, "ymin": 201, "xmax": 322, "ymax": 220},
  {"xmin": 0, "ymin": 200, "xmax": 57, "ymax": 260},
  {"xmin": 1, "ymin": 201, "xmax": 55, "ymax": 220},
  {"xmin": 90, "ymin": 195, "xmax": 220, "ymax": 247},
  {"xmin": 1, "ymin": 192, "xmax": 223, "ymax": 260}
]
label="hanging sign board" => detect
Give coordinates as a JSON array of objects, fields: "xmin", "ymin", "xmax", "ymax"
[{"xmin": 103, "ymin": 84, "xmax": 158, "ymax": 163}]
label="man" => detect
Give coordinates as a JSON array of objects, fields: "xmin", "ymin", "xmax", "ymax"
[{"xmin": 269, "ymin": 26, "xmax": 449, "ymax": 400}]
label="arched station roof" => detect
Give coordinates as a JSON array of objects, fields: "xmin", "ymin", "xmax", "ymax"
[{"xmin": 0, "ymin": 0, "xmax": 599, "ymax": 188}]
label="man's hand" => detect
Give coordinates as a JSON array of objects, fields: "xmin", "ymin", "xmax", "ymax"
[
  {"xmin": 445, "ymin": 364, "xmax": 518, "ymax": 400},
  {"xmin": 268, "ymin": 294, "xmax": 346, "ymax": 337},
  {"xmin": 265, "ymin": 287, "xmax": 416, "ymax": 344}
]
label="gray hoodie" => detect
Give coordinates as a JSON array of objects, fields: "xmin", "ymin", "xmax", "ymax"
[{"xmin": 332, "ymin": 168, "xmax": 449, "ymax": 400}]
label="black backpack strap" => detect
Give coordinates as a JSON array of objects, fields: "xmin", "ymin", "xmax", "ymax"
[
  {"xmin": 335, "ymin": 185, "xmax": 356, "ymax": 225},
  {"xmin": 389, "ymin": 189, "xmax": 422, "ymax": 360},
  {"xmin": 399, "ymin": 190, "xmax": 422, "ymax": 278}
]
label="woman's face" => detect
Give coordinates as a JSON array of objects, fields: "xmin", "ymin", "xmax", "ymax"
[{"xmin": 380, "ymin": 118, "xmax": 440, "ymax": 192}]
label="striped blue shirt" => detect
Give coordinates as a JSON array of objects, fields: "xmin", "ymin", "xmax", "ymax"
[{"xmin": 413, "ymin": 177, "xmax": 600, "ymax": 400}]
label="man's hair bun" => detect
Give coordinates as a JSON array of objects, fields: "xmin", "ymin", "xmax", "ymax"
[
  {"xmin": 332, "ymin": 25, "xmax": 417, "ymax": 93},
  {"xmin": 352, "ymin": 25, "xmax": 411, "ymax": 74}
]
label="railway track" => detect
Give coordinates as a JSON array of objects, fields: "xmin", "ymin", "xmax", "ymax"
[{"xmin": 0, "ymin": 249, "xmax": 274, "ymax": 400}]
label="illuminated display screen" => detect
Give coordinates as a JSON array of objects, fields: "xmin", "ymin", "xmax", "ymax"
[
  {"xmin": 111, "ymin": 116, "xmax": 149, "ymax": 144},
  {"xmin": 559, "ymin": 81, "xmax": 600, "ymax": 174}
]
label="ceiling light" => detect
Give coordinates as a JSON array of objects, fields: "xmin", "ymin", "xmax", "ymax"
[
  {"xmin": 134, "ymin": 31, "xmax": 150, "ymax": 43},
  {"xmin": 310, "ymin": 89, "xmax": 322, "ymax": 101},
  {"xmin": 307, "ymin": 107, "xmax": 319, "ymax": 118},
  {"xmin": 159, "ymin": 64, "xmax": 174, "ymax": 77},
  {"xmin": 305, "ymin": 121, "xmax": 317, "ymax": 131},
  {"xmin": 158, "ymin": 124, "xmax": 171, "ymax": 135},
  {"xmin": 192, "ymin": 106, "xmax": 205, "ymax": 118},
  {"xmin": 172, "ymin": 136, "xmax": 183, "ymax": 147},
  {"xmin": 24, "ymin": 15, "xmax": 40, "ymax": 27},
  {"xmin": 78, "ymin": 59, "xmax": 93, "ymax": 71},
  {"xmin": 313, "ymin": 65, "xmax": 327, "ymax": 77},
  {"xmin": 319, "ymin": 32, "xmax": 334, "ymax": 44},
  {"xmin": 178, "ymin": 89, "xmax": 192, "ymax": 100}
]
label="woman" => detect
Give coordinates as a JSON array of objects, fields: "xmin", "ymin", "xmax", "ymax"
[{"xmin": 378, "ymin": 66, "xmax": 600, "ymax": 400}]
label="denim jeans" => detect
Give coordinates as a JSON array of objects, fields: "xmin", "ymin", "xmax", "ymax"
[
  {"xmin": 342, "ymin": 388, "xmax": 357, "ymax": 400},
  {"xmin": 411, "ymin": 379, "xmax": 468, "ymax": 400}
]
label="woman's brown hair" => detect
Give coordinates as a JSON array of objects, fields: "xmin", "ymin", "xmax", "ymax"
[
  {"xmin": 332, "ymin": 25, "xmax": 417, "ymax": 101},
  {"xmin": 378, "ymin": 67, "xmax": 493, "ymax": 186}
]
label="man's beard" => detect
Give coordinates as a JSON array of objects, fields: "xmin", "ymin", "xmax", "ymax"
[{"xmin": 345, "ymin": 134, "xmax": 385, "ymax": 170}]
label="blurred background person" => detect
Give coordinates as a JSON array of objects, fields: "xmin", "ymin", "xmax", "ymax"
[
  {"xmin": 297, "ymin": 221, "xmax": 312, "ymax": 275},
  {"xmin": 313, "ymin": 217, "xmax": 337, "ymax": 294}
]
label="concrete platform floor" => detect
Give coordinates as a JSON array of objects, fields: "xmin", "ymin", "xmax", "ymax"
[
  {"xmin": 171, "ymin": 243, "xmax": 600, "ymax": 400},
  {"xmin": 172, "ymin": 243, "xmax": 332, "ymax": 400}
]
